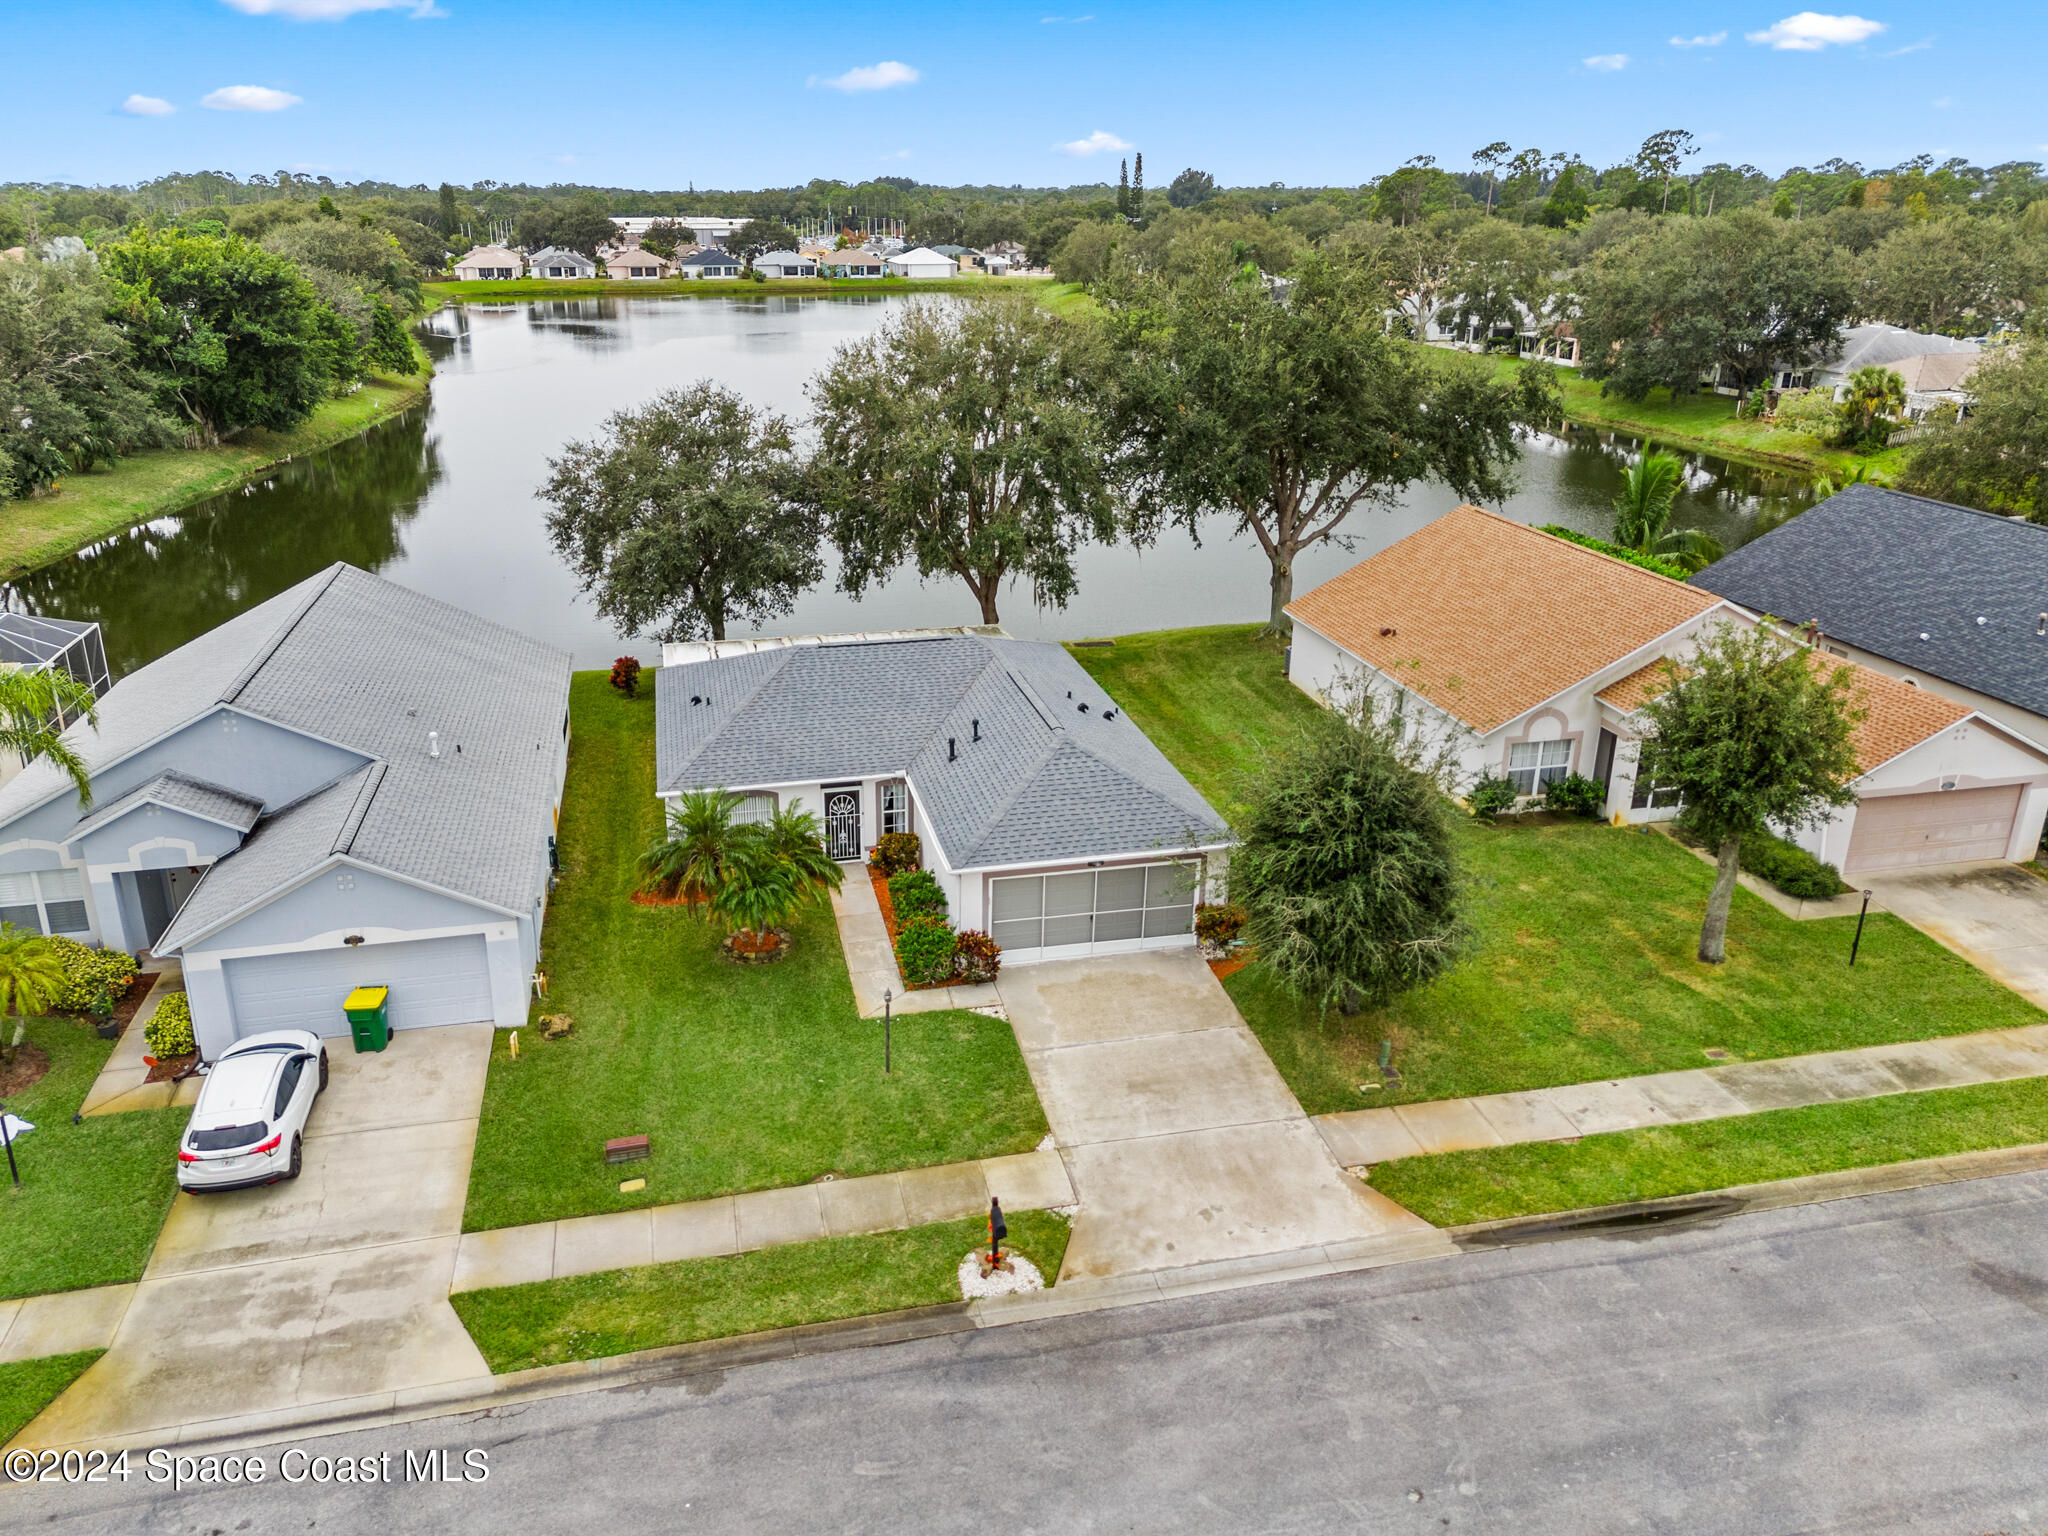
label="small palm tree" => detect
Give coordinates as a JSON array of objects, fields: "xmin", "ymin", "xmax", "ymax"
[
  {"xmin": 0, "ymin": 669, "xmax": 100, "ymax": 806},
  {"xmin": 637, "ymin": 789, "xmax": 741, "ymax": 905},
  {"xmin": 760, "ymin": 799, "xmax": 845, "ymax": 905},
  {"xmin": 709, "ymin": 834, "xmax": 807, "ymax": 952},
  {"xmin": 1837, "ymin": 366, "xmax": 1905, "ymax": 451},
  {"xmin": 1612, "ymin": 451, "xmax": 1724, "ymax": 574},
  {"xmin": 0, "ymin": 923, "xmax": 66, "ymax": 1063}
]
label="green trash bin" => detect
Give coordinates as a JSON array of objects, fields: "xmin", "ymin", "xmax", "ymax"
[{"xmin": 343, "ymin": 985, "xmax": 390, "ymax": 1053}]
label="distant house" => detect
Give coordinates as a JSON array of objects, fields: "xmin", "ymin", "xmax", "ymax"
[
  {"xmin": 606, "ymin": 249, "xmax": 673, "ymax": 280},
  {"xmin": 454, "ymin": 245, "xmax": 522, "ymax": 281},
  {"xmin": 1882, "ymin": 350, "xmax": 1983, "ymax": 421},
  {"xmin": 528, "ymin": 246, "xmax": 597, "ymax": 280},
  {"xmin": 754, "ymin": 250, "xmax": 818, "ymax": 279},
  {"xmin": 819, "ymin": 251, "xmax": 887, "ymax": 279},
  {"xmin": 886, "ymin": 247, "xmax": 958, "ymax": 280},
  {"xmin": 677, "ymin": 248, "xmax": 744, "ymax": 280}
]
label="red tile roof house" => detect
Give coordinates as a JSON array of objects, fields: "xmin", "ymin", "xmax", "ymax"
[{"xmin": 1283, "ymin": 506, "xmax": 2048, "ymax": 878}]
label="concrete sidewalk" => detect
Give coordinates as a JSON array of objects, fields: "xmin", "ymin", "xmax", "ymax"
[
  {"xmin": 450, "ymin": 1149, "xmax": 1074, "ymax": 1292},
  {"xmin": 78, "ymin": 963, "xmax": 201, "ymax": 1116},
  {"xmin": 1317, "ymin": 1021, "xmax": 2048, "ymax": 1165},
  {"xmin": 829, "ymin": 870, "xmax": 1003, "ymax": 1019}
]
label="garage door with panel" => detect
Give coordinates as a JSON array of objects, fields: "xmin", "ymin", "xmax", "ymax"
[
  {"xmin": 222, "ymin": 934, "xmax": 493, "ymax": 1039},
  {"xmin": 1845, "ymin": 784, "xmax": 2022, "ymax": 874},
  {"xmin": 989, "ymin": 860, "xmax": 1199, "ymax": 965}
]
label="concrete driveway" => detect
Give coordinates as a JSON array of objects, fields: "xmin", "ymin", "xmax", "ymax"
[
  {"xmin": 1002, "ymin": 950, "xmax": 1429, "ymax": 1280},
  {"xmin": 1865, "ymin": 861, "xmax": 2048, "ymax": 1011},
  {"xmin": 26, "ymin": 1024, "xmax": 494, "ymax": 1449}
]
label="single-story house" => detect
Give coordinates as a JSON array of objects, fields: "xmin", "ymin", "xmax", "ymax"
[
  {"xmin": 655, "ymin": 633, "xmax": 1231, "ymax": 966},
  {"xmin": 819, "ymin": 251, "xmax": 886, "ymax": 279},
  {"xmin": 0, "ymin": 565, "xmax": 571, "ymax": 1058},
  {"xmin": 677, "ymin": 248, "xmax": 744, "ymax": 280},
  {"xmin": 454, "ymin": 245, "xmax": 523, "ymax": 281},
  {"xmin": 1884, "ymin": 351, "xmax": 1982, "ymax": 421},
  {"xmin": 1285, "ymin": 504, "xmax": 2048, "ymax": 875},
  {"xmin": 885, "ymin": 247, "xmax": 958, "ymax": 280},
  {"xmin": 605, "ymin": 248, "xmax": 672, "ymax": 280},
  {"xmin": 0, "ymin": 614, "xmax": 111, "ymax": 787},
  {"xmin": 1691, "ymin": 484, "xmax": 2048, "ymax": 751},
  {"xmin": 754, "ymin": 250, "xmax": 818, "ymax": 279},
  {"xmin": 528, "ymin": 246, "xmax": 597, "ymax": 280}
]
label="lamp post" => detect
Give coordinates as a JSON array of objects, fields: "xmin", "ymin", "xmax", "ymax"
[
  {"xmin": 882, "ymin": 989, "xmax": 892, "ymax": 1075},
  {"xmin": 1849, "ymin": 889, "xmax": 1874, "ymax": 966},
  {"xmin": 1, "ymin": 1101, "xmax": 18, "ymax": 1189}
]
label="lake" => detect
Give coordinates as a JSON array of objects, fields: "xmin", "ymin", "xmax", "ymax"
[{"xmin": 6, "ymin": 295, "xmax": 1818, "ymax": 678}]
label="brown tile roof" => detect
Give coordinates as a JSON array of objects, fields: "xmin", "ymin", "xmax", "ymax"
[
  {"xmin": 1596, "ymin": 648, "xmax": 1977, "ymax": 775},
  {"xmin": 1285, "ymin": 505, "xmax": 1723, "ymax": 732}
]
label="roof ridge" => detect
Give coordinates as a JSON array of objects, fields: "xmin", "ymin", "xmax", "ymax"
[
  {"xmin": 1826, "ymin": 481, "xmax": 2048, "ymax": 534},
  {"xmin": 950, "ymin": 732, "xmax": 1076, "ymax": 866},
  {"xmin": 333, "ymin": 760, "xmax": 387, "ymax": 855},
  {"xmin": 218, "ymin": 564, "xmax": 347, "ymax": 706}
]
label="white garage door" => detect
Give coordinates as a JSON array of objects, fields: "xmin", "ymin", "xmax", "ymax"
[
  {"xmin": 1845, "ymin": 784, "xmax": 2022, "ymax": 874},
  {"xmin": 223, "ymin": 934, "xmax": 493, "ymax": 1039},
  {"xmin": 989, "ymin": 860, "xmax": 1200, "ymax": 966}
]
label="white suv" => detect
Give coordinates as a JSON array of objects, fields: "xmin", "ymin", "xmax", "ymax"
[{"xmin": 176, "ymin": 1030, "xmax": 329, "ymax": 1192}]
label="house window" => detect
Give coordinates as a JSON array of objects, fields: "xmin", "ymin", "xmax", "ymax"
[
  {"xmin": 1630, "ymin": 777, "xmax": 1682, "ymax": 811},
  {"xmin": 1507, "ymin": 740, "xmax": 1572, "ymax": 796},
  {"xmin": 879, "ymin": 781, "xmax": 912, "ymax": 837},
  {"xmin": 0, "ymin": 868, "xmax": 90, "ymax": 935},
  {"xmin": 731, "ymin": 793, "xmax": 776, "ymax": 827}
]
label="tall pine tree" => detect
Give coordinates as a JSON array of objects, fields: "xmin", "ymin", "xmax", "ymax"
[
  {"xmin": 1117, "ymin": 158, "xmax": 1131, "ymax": 220},
  {"xmin": 1132, "ymin": 153, "xmax": 1145, "ymax": 225}
]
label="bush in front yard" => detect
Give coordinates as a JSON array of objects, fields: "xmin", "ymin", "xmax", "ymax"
[
  {"xmin": 887, "ymin": 869, "xmax": 947, "ymax": 923},
  {"xmin": 1541, "ymin": 773, "xmax": 1606, "ymax": 820},
  {"xmin": 954, "ymin": 928, "xmax": 1001, "ymax": 984},
  {"xmin": 1741, "ymin": 830, "xmax": 1850, "ymax": 900},
  {"xmin": 48, "ymin": 938, "xmax": 138, "ymax": 1013},
  {"xmin": 143, "ymin": 991, "xmax": 194, "ymax": 1058},
  {"xmin": 895, "ymin": 915, "xmax": 957, "ymax": 987},
  {"xmin": 869, "ymin": 832, "xmax": 921, "ymax": 877},
  {"xmin": 1195, "ymin": 903, "xmax": 1247, "ymax": 948},
  {"xmin": 1467, "ymin": 775, "xmax": 1519, "ymax": 822}
]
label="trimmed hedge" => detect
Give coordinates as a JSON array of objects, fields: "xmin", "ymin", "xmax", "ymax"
[
  {"xmin": 1541, "ymin": 772, "xmax": 1606, "ymax": 819},
  {"xmin": 143, "ymin": 990, "xmax": 195, "ymax": 1058},
  {"xmin": 869, "ymin": 833, "xmax": 921, "ymax": 877},
  {"xmin": 1539, "ymin": 525, "xmax": 1691, "ymax": 582},
  {"xmin": 1672, "ymin": 821, "xmax": 1850, "ymax": 900},
  {"xmin": 48, "ymin": 937, "xmax": 138, "ymax": 1013},
  {"xmin": 887, "ymin": 869, "xmax": 947, "ymax": 923},
  {"xmin": 895, "ymin": 915, "xmax": 957, "ymax": 987},
  {"xmin": 1467, "ymin": 774, "xmax": 1519, "ymax": 821}
]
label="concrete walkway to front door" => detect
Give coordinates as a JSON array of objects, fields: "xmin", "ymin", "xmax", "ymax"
[
  {"xmin": 1002, "ymin": 950, "xmax": 1431, "ymax": 1280},
  {"xmin": 1864, "ymin": 861, "xmax": 2048, "ymax": 1012},
  {"xmin": 25, "ymin": 1024, "xmax": 495, "ymax": 1450}
]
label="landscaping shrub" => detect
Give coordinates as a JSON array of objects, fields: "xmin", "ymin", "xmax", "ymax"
[
  {"xmin": 143, "ymin": 991, "xmax": 195, "ymax": 1058},
  {"xmin": 887, "ymin": 869, "xmax": 947, "ymax": 923},
  {"xmin": 954, "ymin": 928, "xmax": 1001, "ymax": 984},
  {"xmin": 1468, "ymin": 774, "xmax": 1519, "ymax": 821},
  {"xmin": 1538, "ymin": 526, "xmax": 1690, "ymax": 582},
  {"xmin": 895, "ymin": 915, "xmax": 957, "ymax": 987},
  {"xmin": 869, "ymin": 832, "xmax": 922, "ymax": 877},
  {"xmin": 1671, "ymin": 820, "xmax": 1850, "ymax": 900},
  {"xmin": 609, "ymin": 656, "xmax": 642, "ymax": 697},
  {"xmin": 1540, "ymin": 773, "xmax": 1606, "ymax": 820},
  {"xmin": 1195, "ymin": 903, "xmax": 1247, "ymax": 948},
  {"xmin": 48, "ymin": 937, "xmax": 138, "ymax": 1013}
]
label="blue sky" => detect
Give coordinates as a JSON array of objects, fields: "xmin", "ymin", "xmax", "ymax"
[{"xmin": 8, "ymin": 1, "xmax": 2043, "ymax": 189}]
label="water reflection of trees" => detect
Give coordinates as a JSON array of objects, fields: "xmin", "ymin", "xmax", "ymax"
[
  {"xmin": 1522, "ymin": 426, "xmax": 1814, "ymax": 552},
  {"xmin": 6, "ymin": 406, "xmax": 441, "ymax": 679}
]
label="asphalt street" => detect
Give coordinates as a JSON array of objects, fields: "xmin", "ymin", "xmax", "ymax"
[{"xmin": 12, "ymin": 1170, "xmax": 2048, "ymax": 1535}]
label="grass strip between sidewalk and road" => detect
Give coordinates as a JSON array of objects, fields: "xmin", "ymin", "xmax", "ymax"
[
  {"xmin": 450, "ymin": 1210, "xmax": 1072, "ymax": 1373},
  {"xmin": 1369, "ymin": 1077, "xmax": 2048, "ymax": 1227},
  {"xmin": 0, "ymin": 1350, "xmax": 104, "ymax": 1447}
]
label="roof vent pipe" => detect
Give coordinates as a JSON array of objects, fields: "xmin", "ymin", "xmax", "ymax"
[
  {"xmin": 948, "ymin": 737, "xmax": 957, "ymax": 762},
  {"xmin": 972, "ymin": 719, "xmax": 980, "ymax": 742},
  {"xmin": 428, "ymin": 730, "xmax": 440, "ymax": 759}
]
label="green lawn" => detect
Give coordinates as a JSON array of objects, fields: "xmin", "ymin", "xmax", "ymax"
[
  {"xmin": 5, "ymin": 360, "xmax": 430, "ymax": 577},
  {"xmin": 451, "ymin": 1210, "xmax": 1071, "ymax": 1373},
  {"xmin": 1371, "ymin": 1077, "xmax": 2048, "ymax": 1225},
  {"xmin": 1, "ymin": 1018, "xmax": 185, "ymax": 1300},
  {"xmin": 461, "ymin": 673, "xmax": 1048, "ymax": 1233},
  {"xmin": 1073, "ymin": 626, "xmax": 2044, "ymax": 1115},
  {"xmin": 0, "ymin": 1350, "xmax": 103, "ymax": 1447}
]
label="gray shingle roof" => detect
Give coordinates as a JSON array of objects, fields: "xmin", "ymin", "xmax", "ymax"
[
  {"xmin": 0, "ymin": 564, "xmax": 570, "ymax": 948},
  {"xmin": 66, "ymin": 771, "xmax": 263, "ymax": 842},
  {"xmin": 657, "ymin": 636, "xmax": 1229, "ymax": 869},
  {"xmin": 1691, "ymin": 484, "xmax": 2048, "ymax": 719}
]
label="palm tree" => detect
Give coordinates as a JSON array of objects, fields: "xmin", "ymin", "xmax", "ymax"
[
  {"xmin": 759, "ymin": 799, "xmax": 845, "ymax": 905},
  {"xmin": 0, "ymin": 923, "xmax": 66, "ymax": 1064},
  {"xmin": 637, "ymin": 789, "xmax": 742, "ymax": 906},
  {"xmin": 0, "ymin": 669, "xmax": 100, "ymax": 806},
  {"xmin": 1612, "ymin": 451, "xmax": 1724, "ymax": 574},
  {"xmin": 1837, "ymin": 366, "xmax": 1905, "ymax": 451},
  {"xmin": 709, "ymin": 834, "xmax": 807, "ymax": 952}
]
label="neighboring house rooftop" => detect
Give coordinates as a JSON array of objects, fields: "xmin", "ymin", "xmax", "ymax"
[
  {"xmin": 1822, "ymin": 324, "xmax": 1979, "ymax": 377},
  {"xmin": 1888, "ymin": 352, "xmax": 1982, "ymax": 394},
  {"xmin": 656, "ymin": 635, "xmax": 1229, "ymax": 869},
  {"xmin": 1690, "ymin": 484, "xmax": 2048, "ymax": 721},
  {"xmin": 1285, "ymin": 505, "xmax": 1725, "ymax": 732},
  {"xmin": 678, "ymin": 248, "xmax": 740, "ymax": 266},
  {"xmin": 528, "ymin": 245, "xmax": 594, "ymax": 266},
  {"xmin": 456, "ymin": 244, "xmax": 521, "ymax": 266}
]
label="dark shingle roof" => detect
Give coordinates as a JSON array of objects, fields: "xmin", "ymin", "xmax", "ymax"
[
  {"xmin": 1690, "ymin": 485, "xmax": 2048, "ymax": 719},
  {"xmin": 66, "ymin": 771, "xmax": 263, "ymax": 842},
  {"xmin": 657, "ymin": 636, "xmax": 1229, "ymax": 868}
]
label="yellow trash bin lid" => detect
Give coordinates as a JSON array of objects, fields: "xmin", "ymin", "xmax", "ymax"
[{"xmin": 344, "ymin": 985, "xmax": 388, "ymax": 1011}]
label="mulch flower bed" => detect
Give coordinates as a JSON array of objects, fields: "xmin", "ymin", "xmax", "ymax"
[
  {"xmin": 630, "ymin": 889, "xmax": 707, "ymax": 909},
  {"xmin": 143, "ymin": 1052, "xmax": 198, "ymax": 1084},
  {"xmin": 868, "ymin": 865, "xmax": 970, "ymax": 991},
  {"xmin": 0, "ymin": 1041, "xmax": 51, "ymax": 1098},
  {"xmin": 719, "ymin": 928, "xmax": 793, "ymax": 966},
  {"xmin": 1207, "ymin": 955, "xmax": 1252, "ymax": 983}
]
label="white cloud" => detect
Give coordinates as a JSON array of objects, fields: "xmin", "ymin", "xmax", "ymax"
[
  {"xmin": 881, "ymin": 148, "xmax": 912, "ymax": 161},
  {"xmin": 1746, "ymin": 12, "xmax": 1886, "ymax": 50},
  {"xmin": 1039, "ymin": 13, "xmax": 1094, "ymax": 20},
  {"xmin": 1669, "ymin": 31, "xmax": 1727, "ymax": 46},
  {"xmin": 813, "ymin": 61, "xmax": 919, "ymax": 92},
  {"xmin": 220, "ymin": 0, "xmax": 442, "ymax": 17},
  {"xmin": 1931, "ymin": 95, "xmax": 1952, "ymax": 108},
  {"xmin": 1883, "ymin": 36, "xmax": 1933, "ymax": 55},
  {"xmin": 1053, "ymin": 129, "xmax": 1133, "ymax": 157},
  {"xmin": 550, "ymin": 153, "xmax": 577, "ymax": 165},
  {"xmin": 200, "ymin": 84, "xmax": 303, "ymax": 111},
  {"xmin": 1582, "ymin": 53, "xmax": 1629, "ymax": 71},
  {"xmin": 121, "ymin": 94, "xmax": 175, "ymax": 116}
]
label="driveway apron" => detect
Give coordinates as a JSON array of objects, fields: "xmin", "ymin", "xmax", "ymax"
[
  {"xmin": 24, "ymin": 1024, "xmax": 495, "ymax": 1448},
  {"xmin": 1002, "ymin": 950, "xmax": 1428, "ymax": 1280},
  {"xmin": 1865, "ymin": 861, "xmax": 2048, "ymax": 1011}
]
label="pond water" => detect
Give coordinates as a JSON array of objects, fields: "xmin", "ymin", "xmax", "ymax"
[{"xmin": 7, "ymin": 296, "xmax": 1817, "ymax": 679}]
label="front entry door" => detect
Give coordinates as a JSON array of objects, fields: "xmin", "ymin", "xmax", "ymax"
[{"xmin": 824, "ymin": 786, "xmax": 862, "ymax": 862}]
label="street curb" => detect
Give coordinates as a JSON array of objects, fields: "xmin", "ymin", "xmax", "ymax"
[{"xmin": 16, "ymin": 1141, "xmax": 2048, "ymax": 1463}]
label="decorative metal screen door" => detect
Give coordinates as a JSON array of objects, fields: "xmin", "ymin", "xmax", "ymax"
[{"xmin": 825, "ymin": 788, "xmax": 862, "ymax": 861}]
